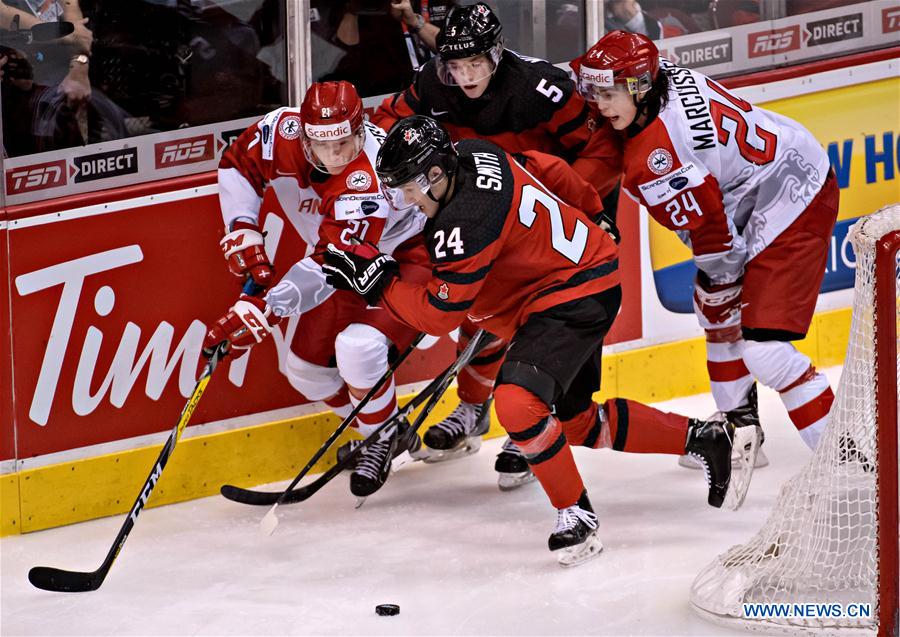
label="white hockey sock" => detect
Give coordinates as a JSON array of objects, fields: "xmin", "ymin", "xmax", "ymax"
[
  {"xmin": 705, "ymin": 326, "xmax": 755, "ymax": 412},
  {"xmin": 743, "ymin": 340, "xmax": 834, "ymax": 450}
]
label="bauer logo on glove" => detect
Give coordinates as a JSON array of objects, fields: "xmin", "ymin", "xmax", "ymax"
[{"xmin": 321, "ymin": 242, "xmax": 399, "ymax": 306}]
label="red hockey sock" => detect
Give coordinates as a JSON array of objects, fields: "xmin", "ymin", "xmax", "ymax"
[
  {"xmin": 494, "ymin": 383, "xmax": 583, "ymax": 509},
  {"xmin": 560, "ymin": 402, "xmax": 600, "ymax": 447},
  {"xmin": 603, "ymin": 398, "xmax": 689, "ymax": 455},
  {"xmin": 456, "ymin": 323, "xmax": 507, "ymax": 404},
  {"xmin": 324, "ymin": 385, "xmax": 352, "ymax": 420}
]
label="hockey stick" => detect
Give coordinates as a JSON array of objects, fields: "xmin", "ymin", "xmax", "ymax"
[
  {"xmin": 258, "ymin": 328, "xmax": 487, "ymax": 532},
  {"xmin": 246, "ymin": 331, "xmax": 424, "ymax": 534},
  {"xmin": 222, "ymin": 330, "xmax": 489, "ymax": 512},
  {"xmin": 220, "ymin": 332, "xmax": 425, "ymax": 507},
  {"xmin": 28, "ymin": 343, "xmax": 228, "ymax": 593}
]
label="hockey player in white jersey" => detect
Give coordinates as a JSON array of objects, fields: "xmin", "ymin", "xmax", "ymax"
[
  {"xmin": 573, "ymin": 32, "xmax": 839, "ymax": 473},
  {"xmin": 204, "ymin": 81, "xmax": 430, "ymax": 497}
]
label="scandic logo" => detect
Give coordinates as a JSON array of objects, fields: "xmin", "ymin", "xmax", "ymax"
[
  {"xmin": 748, "ymin": 26, "xmax": 800, "ymax": 57},
  {"xmin": 154, "ymin": 135, "xmax": 215, "ymax": 168},
  {"xmin": 6, "ymin": 159, "xmax": 67, "ymax": 194}
]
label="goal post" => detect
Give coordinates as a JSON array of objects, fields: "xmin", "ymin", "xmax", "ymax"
[{"xmin": 690, "ymin": 205, "xmax": 900, "ymax": 637}]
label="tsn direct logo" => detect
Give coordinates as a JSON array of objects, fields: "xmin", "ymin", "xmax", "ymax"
[
  {"xmin": 748, "ymin": 26, "xmax": 800, "ymax": 57},
  {"xmin": 6, "ymin": 160, "xmax": 67, "ymax": 195},
  {"xmin": 154, "ymin": 134, "xmax": 215, "ymax": 168}
]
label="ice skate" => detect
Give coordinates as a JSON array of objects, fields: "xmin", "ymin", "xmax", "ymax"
[
  {"xmin": 685, "ymin": 416, "xmax": 758, "ymax": 510},
  {"xmin": 422, "ymin": 398, "xmax": 493, "ymax": 463},
  {"xmin": 548, "ymin": 491, "xmax": 603, "ymax": 567},
  {"xmin": 351, "ymin": 420, "xmax": 427, "ymax": 506},
  {"xmin": 336, "ymin": 439, "xmax": 362, "ymax": 470},
  {"xmin": 679, "ymin": 385, "xmax": 768, "ymax": 470},
  {"xmin": 495, "ymin": 438, "xmax": 537, "ymax": 491}
]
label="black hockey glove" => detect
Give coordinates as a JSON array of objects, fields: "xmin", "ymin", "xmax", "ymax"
[
  {"xmin": 322, "ymin": 242, "xmax": 399, "ymax": 306},
  {"xmin": 595, "ymin": 212, "xmax": 621, "ymax": 244}
]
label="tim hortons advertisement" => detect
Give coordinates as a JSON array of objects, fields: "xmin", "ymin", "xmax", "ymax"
[{"xmin": 5, "ymin": 188, "xmax": 457, "ymax": 462}]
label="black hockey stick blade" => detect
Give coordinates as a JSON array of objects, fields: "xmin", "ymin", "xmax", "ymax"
[
  {"xmin": 27, "ymin": 344, "xmax": 226, "ymax": 592},
  {"xmin": 28, "ymin": 566, "xmax": 104, "ymax": 593},
  {"xmin": 220, "ymin": 462, "xmax": 344, "ymax": 506}
]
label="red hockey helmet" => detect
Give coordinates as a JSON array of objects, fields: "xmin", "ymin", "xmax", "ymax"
[
  {"xmin": 576, "ymin": 30, "xmax": 659, "ymax": 102},
  {"xmin": 300, "ymin": 81, "xmax": 365, "ymax": 172}
]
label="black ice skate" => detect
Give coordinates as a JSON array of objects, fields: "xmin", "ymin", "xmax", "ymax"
[
  {"xmin": 494, "ymin": 438, "xmax": 537, "ymax": 491},
  {"xmin": 336, "ymin": 439, "xmax": 362, "ymax": 471},
  {"xmin": 548, "ymin": 491, "xmax": 603, "ymax": 567},
  {"xmin": 685, "ymin": 417, "xmax": 758, "ymax": 510},
  {"xmin": 350, "ymin": 430, "xmax": 398, "ymax": 501},
  {"xmin": 351, "ymin": 420, "xmax": 427, "ymax": 506},
  {"xmin": 838, "ymin": 435, "xmax": 874, "ymax": 473},
  {"xmin": 679, "ymin": 385, "xmax": 768, "ymax": 470},
  {"xmin": 422, "ymin": 397, "xmax": 493, "ymax": 463}
]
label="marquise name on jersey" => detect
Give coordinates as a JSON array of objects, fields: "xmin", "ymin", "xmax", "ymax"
[
  {"xmin": 472, "ymin": 152, "xmax": 504, "ymax": 191},
  {"xmin": 662, "ymin": 61, "xmax": 716, "ymax": 152},
  {"xmin": 638, "ymin": 162, "xmax": 706, "ymax": 206}
]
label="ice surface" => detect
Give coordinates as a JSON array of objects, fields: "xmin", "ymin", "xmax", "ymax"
[{"xmin": 1, "ymin": 369, "xmax": 842, "ymax": 636}]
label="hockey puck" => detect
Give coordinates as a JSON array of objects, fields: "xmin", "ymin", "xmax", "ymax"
[{"xmin": 375, "ymin": 604, "xmax": 400, "ymax": 616}]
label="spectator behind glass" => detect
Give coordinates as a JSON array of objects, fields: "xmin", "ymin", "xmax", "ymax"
[
  {"xmin": 311, "ymin": 0, "xmax": 452, "ymax": 99},
  {"xmin": 83, "ymin": 0, "xmax": 285, "ymax": 135},
  {"xmin": 0, "ymin": 0, "xmax": 128, "ymax": 156},
  {"xmin": 605, "ymin": 0, "xmax": 664, "ymax": 39}
]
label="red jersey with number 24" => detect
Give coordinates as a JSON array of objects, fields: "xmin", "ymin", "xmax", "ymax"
[{"xmin": 381, "ymin": 139, "xmax": 620, "ymax": 340}]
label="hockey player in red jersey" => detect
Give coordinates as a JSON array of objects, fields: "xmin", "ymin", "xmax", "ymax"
[
  {"xmin": 372, "ymin": 2, "xmax": 623, "ymax": 479},
  {"xmin": 573, "ymin": 32, "xmax": 840, "ymax": 465},
  {"xmin": 204, "ymin": 81, "xmax": 430, "ymax": 498},
  {"xmin": 322, "ymin": 116, "xmax": 759, "ymax": 565}
]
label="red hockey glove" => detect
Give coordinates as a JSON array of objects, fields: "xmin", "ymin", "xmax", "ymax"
[
  {"xmin": 321, "ymin": 242, "xmax": 398, "ymax": 306},
  {"xmin": 219, "ymin": 221, "xmax": 275, "ymax": 290},
  {"xmin": 693, "ymin": 271, "xmax": 743, "ymax": 329},
  {"xmin": 203, "ymin": 295, "xmax": 282, "ymax": 358}
]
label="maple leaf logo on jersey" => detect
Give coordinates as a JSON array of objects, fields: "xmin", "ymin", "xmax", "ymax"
[
  {"xmin": 346, "ymin": 170, "xmax": 372, "ymax": 191},
  {"xmin": 647, "ymin": 148, "xmax": 673, "ymax": 175},
  {"xmin": 437, "ymin": 283, "xmax": 450, "ymax": 300},
  {"xmin": 403, "ymin": 129, "xmax": 421, "ymax": 145}
]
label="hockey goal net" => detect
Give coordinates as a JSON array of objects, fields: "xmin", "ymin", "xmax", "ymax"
[{"xmin": 690, "ymin": 205, "xmax": 900, "ymax": 637}]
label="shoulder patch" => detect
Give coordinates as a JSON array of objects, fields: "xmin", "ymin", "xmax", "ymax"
[
  {"xmin": 638, "ymin": 162, "xmax": 707, "ymax": 206},
  {"xmin": 647, "ymin": 148, "xmax": 674, "ymax": 175},
  {"xmin": 278, "ymin": 115, "xmax": 302, "ymax": 140},
  {"xmin": 258, "ymin": 107, "xmax": 292, "ymax": 160},
  {"xmin": 346, "ymin": 170, "xmax": 372, "ymax": 191}
]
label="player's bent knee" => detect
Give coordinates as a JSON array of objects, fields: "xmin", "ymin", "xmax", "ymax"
[
  {"xmin": 493, "ymin": 384, "xmax": 551, "ymax": 432},
  {"xmin": 743, "ymin": 340, "xmax": 811, "ymax": 391},
  {"xmin": 334, "ymin": 323, "xmax": 391, "ymax": 389},
  {"xmin": 496, "ymin": 360, "xmax": 557, "ymax": 407},
  {"xmin": 284, "ymin": 352, "xmax": 343, "ymax": 400}
]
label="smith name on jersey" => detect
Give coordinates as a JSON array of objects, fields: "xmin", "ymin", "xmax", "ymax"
[{"xmin": 380, "ymin": 139, "xmax": 620, "ymax": 340}]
